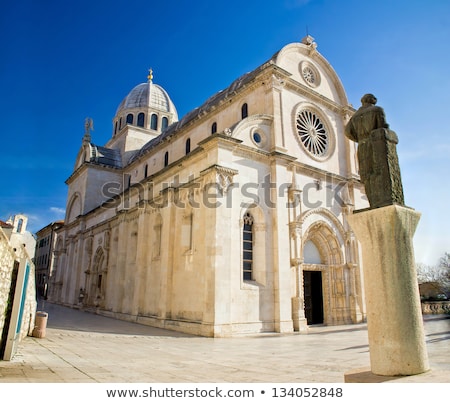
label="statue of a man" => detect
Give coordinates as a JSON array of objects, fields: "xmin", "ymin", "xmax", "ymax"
[{"xmin": 345, "ymin": 94, "xmax": 404, "ymax": 209}]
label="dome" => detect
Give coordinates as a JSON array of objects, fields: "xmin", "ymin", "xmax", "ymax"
[{"xmin": 116, "ymin": 81, "xmax": 178, "ymax": 117}]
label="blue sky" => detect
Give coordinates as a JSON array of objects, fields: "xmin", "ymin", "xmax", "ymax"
[{"xmin": 1, "ymin": 0, "xmax": 449, "ymax": 265}]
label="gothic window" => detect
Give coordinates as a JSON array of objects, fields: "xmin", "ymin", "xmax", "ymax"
[
  {"xmin": 185, "ymin": 138, "xmax": 191, "ymax": 155},
  {"xmin": 241, "ymin": 103, "xmax": 248, "ymax": 119},
  {"xmin": 161, "ymin": 116, "xmax": 168, "ymax": 130},
  {"xmin": 137, "ymin": 113, "xmax": 145, "ymax": 127},
  {"xmin": 164, "ymin": 151, "xmax": 169, "ymax": 167},
  {"xmin": 151, "ymin": 114, "xmax": 158, "ymax": 130},
  {"xmin": 211, "ymin": 122, "xmax": 217, "ymax": 134},
  {"xmin": 126, "ymin": 113, "xmax": 134, "ymax": 125},
  {"xmin": 114, "ymin": 121, "xmax": 118, "ymax": 135},
  {"xmin": 242, "ymin": 212, "xmax": 254, "ymax": 280}
]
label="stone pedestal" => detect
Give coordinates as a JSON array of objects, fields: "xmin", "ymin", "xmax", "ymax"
[{"xmin": 347, "ymin": 205, "xmax": 429, "ymax": 376}]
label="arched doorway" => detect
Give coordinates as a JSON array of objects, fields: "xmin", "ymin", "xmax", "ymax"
[
  {"xmin": 301, "ymin": 219, "xmax": 349, "ymax": 326},
  {"xmin": 303, "ymin": 240, "xmax": 324, "ymax": 325}
]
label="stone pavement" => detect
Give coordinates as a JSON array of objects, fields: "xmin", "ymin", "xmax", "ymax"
[{"xmin": 0, "ymin": 302, "xmax": 449, "ymax": 383}]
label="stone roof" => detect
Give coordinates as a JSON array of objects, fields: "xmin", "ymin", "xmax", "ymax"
[
  {"xmin": 89, "ymin": 144, "xmax": 122, "ymax": 168},
  {"xmin": 116, "ymin": 82, "xmax": 177, "ymax": 116},
  {"xmin": 128, "ymin": 58, "xmax": 276, "ymax": 164},
  {"xmin": 0, "ymin": 219, "xmax": 13, "ymax": 229}
]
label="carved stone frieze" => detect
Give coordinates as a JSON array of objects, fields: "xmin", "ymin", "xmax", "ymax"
[{"xmin": 200, "ymin": 165, "xmax": 238, "ymax": 193}]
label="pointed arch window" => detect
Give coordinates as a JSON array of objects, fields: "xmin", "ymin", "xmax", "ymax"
[
  {"xmin": 137, "ymin": 113, "xmax": 145, "ymax": 127},
  {"xmin": 211, "ymin": 122, "xmax": 217, "ymax": 134},
  {"xmin": 242, "ymin": 212, "xmax": 254, "ymax": 280},
  {"xmin": 185, "ymin": 138, "xmax": 191, "ymax": 155},
  {"xmin": 241, "ymin": 103, "xmax": 248, "ymax": 119},
  {"xmin": 114, "ymin": 121, "xmax": 118, "ymax": 135},
  {"xmin": 151, "ymin": 114, "xmax": 158, "ymax": 130},
  {"xmin": 126, "ymin": 113, "xmax": 134, "ymax": 125}
]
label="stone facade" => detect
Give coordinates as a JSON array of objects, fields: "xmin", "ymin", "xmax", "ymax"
[
  {"xmin": 0, "ymin": 218, "xmax": 37, "ymax": 357},
  {"xmin": 50, "ymin": 38, "xmax": 368, "ymax": 336},
  {"xmin": 34, "ymin": 221, "xmax": 64, "ymax": 298},
  {"xmin": 0, "ymin": 227, "xmax": 15, "ymax": 338}
]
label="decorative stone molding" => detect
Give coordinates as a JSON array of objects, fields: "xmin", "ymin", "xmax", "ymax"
[
  {"xmin": 200, "ymin": 165, "xmax": 238, "ymax": 193},
  {"xmin": 289, "ymin": 221, "xmax": 302, "ymax": 239},
  {"xmin": 299, "ymin": 207, "xmax": 346, "ymax": 242}
]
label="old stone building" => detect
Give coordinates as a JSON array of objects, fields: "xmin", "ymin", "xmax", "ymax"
[
  {"xmin": 50, "ymin": 37, "xmax": 368, "ymax": 336},
  {"xmin": 34, "ymin": 220, "xmax": 64, "ymax": 298},
  {"xmin": 0, "ymin": 215, "xmax": 37, "ymax": 359}
]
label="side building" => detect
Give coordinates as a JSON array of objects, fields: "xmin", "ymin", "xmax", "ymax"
[
  {"xmin": 35, "ymin": 220, "xmax": 64, "ymax": 299},
  {"xmin": 0, "ymin": 215, "xmax": 37, "ymax": 359},
  {"xmin": 50, "ymin": 37, "xmax": 368, "ymax": 336}
]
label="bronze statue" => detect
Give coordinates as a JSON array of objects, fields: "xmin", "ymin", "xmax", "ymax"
[{"xmin": 345, "ymin": 94, "xmax": 404, "ymax": 209}]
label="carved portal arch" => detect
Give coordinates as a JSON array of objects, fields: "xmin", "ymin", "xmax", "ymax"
[
  {"xmin": 299, "ymin": 207, "xmax": 345, "ymax": 247},
  {"xmin": 302, "ymin": 220, "xmax": 343, "ymax": 266},
  {"xmin": 299, "ymin": 209, "xmax": 351, "ymax": 326}
]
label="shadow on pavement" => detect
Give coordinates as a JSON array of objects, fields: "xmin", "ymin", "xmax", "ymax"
[{"xmin": 37, "ymin": 300, "xmax": 196, "ymax": 338}]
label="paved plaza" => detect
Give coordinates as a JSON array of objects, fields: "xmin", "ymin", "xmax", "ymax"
[{"xmin": 0, "ymin": 302, "xmax": 449, "ymax": 383}]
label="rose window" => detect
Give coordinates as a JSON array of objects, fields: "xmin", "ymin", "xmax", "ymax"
[
  {"xmin": 296, "ymin": 110, "xmax": 329, "ymax": 157},
  {"xmin": 302, "ymin": 66, "xmax": 316, "ymax": 85}
]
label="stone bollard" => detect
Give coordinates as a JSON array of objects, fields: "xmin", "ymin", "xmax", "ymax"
[
  {"xmin": 32, "ymin": 311, "xmax": 48, "ymax": 338},
  {"xmin": 347, "ymin": 205, "xmax": 429, "ymax": 376}
]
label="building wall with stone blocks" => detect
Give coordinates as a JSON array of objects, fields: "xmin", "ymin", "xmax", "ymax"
[
  {"xmin": 0, "ymin": 225, "xmax": 37, "ymax": 355},
  {"xmin": 0, "ymin": 228, "xmax": 15, "ymax": 338},
  {"xmin": 50, "ymin": 37, "xmax": 368, "ymax": 336}
]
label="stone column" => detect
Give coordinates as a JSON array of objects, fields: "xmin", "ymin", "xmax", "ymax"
[{"xmin": 347, "ymin": 205, "xmax": 429, "ymax": 376}]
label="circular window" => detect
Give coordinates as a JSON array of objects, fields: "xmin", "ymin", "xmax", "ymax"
[
  {"xmin": 302, "ymin": 66, "xmax": 316, "ymax": 85},
  {"xmin": 250, "ymin": 129, "xmax": 266, "ymax": 147},
  {"xmin": 296, "ymin": 110, "xmax": 329, "ymax": 157},
  {"xmin": 253, "ymin": 132, "xmax": 262, "ymax": 143},
  {"xmin": 300, "ymin": 62, "xmax": 320, "ymax": 87}
]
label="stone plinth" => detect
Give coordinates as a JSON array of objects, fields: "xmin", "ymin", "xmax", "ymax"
[{"xmin": 347, "ymin": 205, "xmax": 429, "ymax": 376}]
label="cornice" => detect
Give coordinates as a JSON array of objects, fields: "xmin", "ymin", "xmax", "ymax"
[{"xmin": 283, "ymin": 77, "xmax": 348, "ymax": 116}]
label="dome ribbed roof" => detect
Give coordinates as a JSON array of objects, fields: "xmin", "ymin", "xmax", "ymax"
[{"xmin": 115, "ymin": 82, "xmax": 177, "ymax": 116}]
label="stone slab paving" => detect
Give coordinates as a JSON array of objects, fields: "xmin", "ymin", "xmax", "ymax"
[{"xmin": 0, "ymin": 303, "xmax": 448, "ymax": 383}]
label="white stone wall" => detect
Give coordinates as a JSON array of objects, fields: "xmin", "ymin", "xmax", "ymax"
[
  {"xmin": 0, "ymin": 229, "xmax": 15, "ymax": 338},
  {"xmin": 0, "ymin": 228, "xmax": 37, "ymax": 353},
  {"xmin": 52, "ymin": 41, "xmax": 368, "ymax": 336}
]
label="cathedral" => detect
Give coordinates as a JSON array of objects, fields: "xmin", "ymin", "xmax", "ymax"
[{"xmin": 49, "ymin": 36, "xmax": 368, "ymax": 336}]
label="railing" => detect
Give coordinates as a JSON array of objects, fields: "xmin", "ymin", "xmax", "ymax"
[{"xmin": 421, "ymin": 301, "xmax": 450, "ymax": 314}]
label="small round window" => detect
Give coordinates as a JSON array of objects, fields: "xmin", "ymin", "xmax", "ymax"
[
  {"xmin": 300, "ymin": 62, "xmax": 320, "ymax": 88},
  {"xmin": 251, "ymin": 130, "xmax": 266, "ymax": 147},
  {"xmin": 296, "ymin": 110, "xmax": 329, "ymax": 157},
  {"xmin": 253, "ymin": 132, "xmax": 262, "ymax": 143}
]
